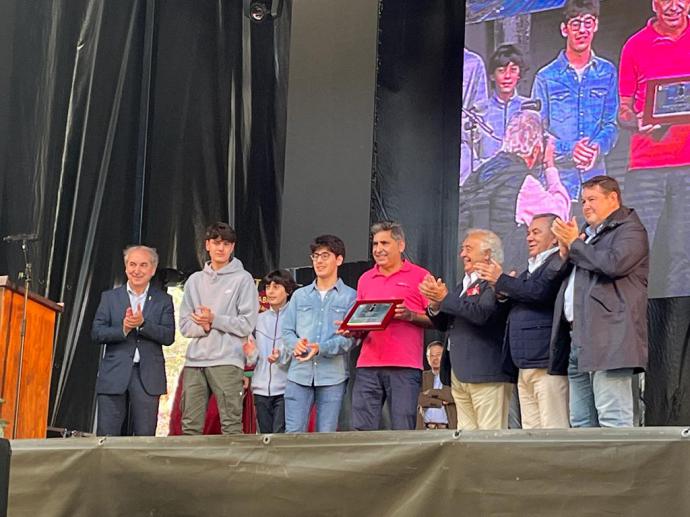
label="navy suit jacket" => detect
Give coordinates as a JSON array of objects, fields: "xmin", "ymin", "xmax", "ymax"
[
  {"xmin": 429, "ymin": 279, "xmax": 515, "ymax": 386},
  {"xmin": 92, "ymin": 285, "xmax": 175, "ymax": 396},
  {"xmin": 495, "ymin": 251, "xmax": 569, "ymax": 374}
]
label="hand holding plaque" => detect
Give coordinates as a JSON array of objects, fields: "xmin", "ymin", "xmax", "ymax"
[
  {"xmin": 339, "ymin": 299, "xmax": 403, "ymax": 332},
  {"xmin": 643, "ymin": 76, "xmax": 690, "ymax": 127}
]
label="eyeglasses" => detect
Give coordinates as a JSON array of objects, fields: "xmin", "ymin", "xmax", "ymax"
[
  {"xmin": 567, "ymin": 15, "xmax": 597, "ymax": 31},
  {"xmin": 310, "ymin": 251, "xmax": 333, "ymax": 262}
]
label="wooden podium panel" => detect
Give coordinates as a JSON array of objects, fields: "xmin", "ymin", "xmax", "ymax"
[{"xmin": 0, "ymin": 276, "xmax": 62, "ymax": 439}]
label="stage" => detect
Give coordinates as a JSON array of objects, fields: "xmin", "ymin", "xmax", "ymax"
[{"xmin": 7, "ymin": 428, "xmax": 690, "ymax": 516}]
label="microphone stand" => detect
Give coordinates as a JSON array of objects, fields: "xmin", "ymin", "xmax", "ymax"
[
  {"xmin": 12, "ymin": 238, "xmax": 32, "ymax": 438},
  {"xmin": 461, "ymin": 107, "xmax": 501, "ymax": 174}
]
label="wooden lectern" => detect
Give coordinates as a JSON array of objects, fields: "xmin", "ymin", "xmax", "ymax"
[{"xmin": 0, "ymin": 276, "xmax": 62, "ymax": 438}]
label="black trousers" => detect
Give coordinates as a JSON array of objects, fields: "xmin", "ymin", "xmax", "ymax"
[
  {"xmin": 97, "ymin": 364, "xmax": 159, "ymax": 436},
  {"xmin": 254, "ymin": 394, "xmax": 286, "ymax": 433},
  {"xmin": 351, "ymin": 367, "xmax": 421, "ymax": 431}
]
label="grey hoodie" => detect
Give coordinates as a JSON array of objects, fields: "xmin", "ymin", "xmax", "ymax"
[{"xmin": 179, "ymin": 258, "xmax": 259, "ymax": 368}]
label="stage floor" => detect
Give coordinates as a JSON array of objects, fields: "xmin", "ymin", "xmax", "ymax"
[{"xmin": 8, "ymin": 428, "xmax": 690, "ymax": 516}]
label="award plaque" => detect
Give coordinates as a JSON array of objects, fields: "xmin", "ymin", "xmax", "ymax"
[
  {"xmin": 643, "ymin": 76, "xmax": 690, "ymax": 126},
  {"xmin": 339, "ymin": 299, "xmax": 403, "ymax": 331}
]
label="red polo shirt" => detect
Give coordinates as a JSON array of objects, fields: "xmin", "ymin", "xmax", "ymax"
[
  {"xmin": 619, "ymin": 17, "xmax": 690, "ymax": 170},
  {"xmin": 356, "ymin": 261, "xmax": 430, "ymax": 369}
]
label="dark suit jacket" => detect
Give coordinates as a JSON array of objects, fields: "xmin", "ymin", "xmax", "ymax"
[
  {"xmin": 92, "ymin": 285, "xmax": 175, "ymax": 396},
  {"xmin": 429, "ymin": 279, "xmax": 515, "ymax": 386},
  {"xmin": 495, "ymin": 251, "xmax": 569, "ymax": 374},
  {"xmin": 550, "ymin": 206, "xmax": 649, "ymax": 373},
  {"xmin": 415, "ymin": 369, "xmax": 457, "ymax": 429}
]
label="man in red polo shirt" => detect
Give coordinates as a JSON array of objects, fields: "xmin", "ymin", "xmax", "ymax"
[
  {"xmin": 351, "ymin": 221, "xmax": 433, "ymax": 430},
  {"xmin": 618, "ymin": 0, "xmax": 690, "ymax": 297}
]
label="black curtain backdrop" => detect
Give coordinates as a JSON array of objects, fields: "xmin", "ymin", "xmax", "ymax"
[
  {"xmin": 373, "ymin": 0, "xmax": 464, "ymax": 352},
  {"xmin": 0, "ymin": 0, "xmax": 287, "ymax": 432},
  {"xmin": 142, "ymin": 0, "xmax": 242, "ymax": 272},
  {"xmin": 646, "ymin": 298, "xmax": 690, "ymax": 425},
  {"xmin": 143, "ymin": 0, "xmax": 289, "ymax": 276},
  {"xmin": 1, "ymin": 0, "xmax": 147, "ymax": 432},
  {"xmin": 373, "ymin": 0, "xmax": 464, "ymax": 284}
]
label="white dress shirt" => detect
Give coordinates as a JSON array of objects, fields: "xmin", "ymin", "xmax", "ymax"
[
  {"xmin": 461, "ymin": 271, "xmax": 479, "ymax": 295},
  {"xmin": 564, "ymin": 227, "xmax": 597, "ymax": 323},
  {"xmin": 126, "ymin": 282, "xmax": 149, "ymax": 363},
  {"xmin": 527, "ymin": 246, "xmax": 559, "ymax": 275}
]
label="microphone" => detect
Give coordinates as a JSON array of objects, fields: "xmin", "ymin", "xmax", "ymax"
[
  {"xmin": 461, "ymin": 106, "xmax": 496, "ymax": 137},
  {"xmin": 520, "ymin": 99, "xmax": 542, "ymax": 112},
  {"xmin": 3, "ymin": 233, "xmax": 39, "ymax": 242}
]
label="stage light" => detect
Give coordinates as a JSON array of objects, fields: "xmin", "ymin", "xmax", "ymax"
[
  {"xmin": 243, "ymin": 0, "xmax": 283, "ymax": 23},
  {"xmin": 249, "ymin": 1, "xmax": 269, "ymax": 22}
]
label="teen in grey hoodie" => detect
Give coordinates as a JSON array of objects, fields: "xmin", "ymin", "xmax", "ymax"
[{"xmin": 179, "ymin": 222, "xmax": 259, "ymax": 435}]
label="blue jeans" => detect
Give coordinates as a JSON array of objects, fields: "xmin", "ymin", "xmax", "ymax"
[
  {"xmin": 568, "ymin": 346, "xmax": 634, "ymax": 428},
  {"xmin": 284, "ymin": 380, "xmax": 346, "ymax": 433}
]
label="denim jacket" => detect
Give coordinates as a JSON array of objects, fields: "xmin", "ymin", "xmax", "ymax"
[
  {"xmin": 281, "ymin": 278, "xmax": 356, "ymax": 386},
  {"xmin": 532, "ymin": 51, "xmax": 619, "ymax": 198},
  {"xmin": 478, "ymin": 92, "xmax": 529, "ymax": 162}
]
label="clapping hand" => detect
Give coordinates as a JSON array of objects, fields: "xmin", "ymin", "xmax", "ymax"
[
  {"xmin": 267, "ymin": 348, "xmax": 281, "ymax": 364},
  {"xmin": 243, "ymin": 336, "xmax": 257, "ymax": 358},
  {"xmin": 294, "ymin": 338, "xmax": 319, "ymax": 362},
  {"xmin": 123, "ymin": 304, "xmax": 144, "ymax": 334},
  {"xmin": 474, "ymin": 259, "xmax": 503, "ymax": 286},
  {"xmin": 191, "ymin": 306, "xmax": 213, "ymax": 332},
  {"xmin": 419, "ymin": 274, "xmax": 448, "ymax": 310},
  {"xmin": 552, "ymin": 217, "xmax": 579, "ymax": 258}
]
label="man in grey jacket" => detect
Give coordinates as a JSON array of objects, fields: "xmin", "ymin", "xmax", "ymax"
[
  {"xmin": 551, "ymin": 176, "xmax": 649, "ymax": 427},
  {"xmin": 179, "ymin": 222, "xmax": 259, "ymax": 434}
]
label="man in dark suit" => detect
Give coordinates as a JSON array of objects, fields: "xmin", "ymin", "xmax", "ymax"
[
  {"xmin": 92, "ymin": 245, "xmax": 175, "ymax": 436},
  {"xmin": 416, "ymin": 341, "xmax": 457, "ymax": 430},
  {"xmin": 475, "ymin": 214, "xmax": 570, "ymax": 428},
  {"xmin": 420, "ymin": 229, "xmax": 515, "ymax": 430}
]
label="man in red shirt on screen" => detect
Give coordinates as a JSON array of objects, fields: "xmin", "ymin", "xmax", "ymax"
[{"xmin": 618, "ymin": 0, "xmax": 690, "ymax": 297}]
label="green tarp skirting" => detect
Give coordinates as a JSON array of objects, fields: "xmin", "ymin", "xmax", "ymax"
[{"xmin": 9, "ymin": 428, "xmax": 690, "ymax": 516}]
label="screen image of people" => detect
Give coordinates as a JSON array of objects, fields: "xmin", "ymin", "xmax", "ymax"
[{"xmin": 461, "ymin": 0, "xmax": 690, "ymax": 299}]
